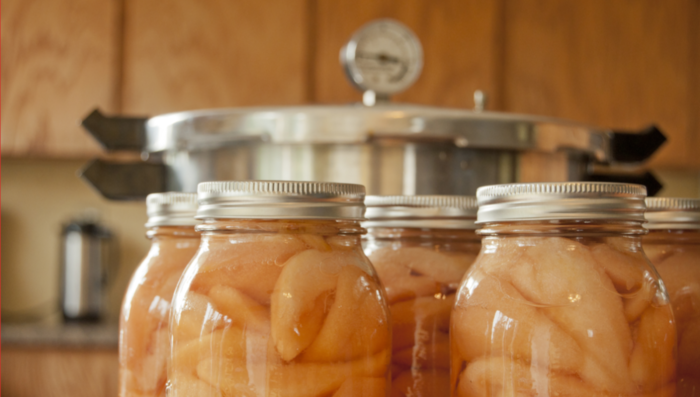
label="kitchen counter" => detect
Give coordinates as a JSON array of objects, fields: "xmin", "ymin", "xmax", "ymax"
[{"xmin": 2, "ymin": 322, "xmax": 119, "ymax": 348}]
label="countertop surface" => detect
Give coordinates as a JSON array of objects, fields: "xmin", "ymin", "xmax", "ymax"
[{"xmin": 2, "ymin": 322, "xmax": 118, "ymax": 349}]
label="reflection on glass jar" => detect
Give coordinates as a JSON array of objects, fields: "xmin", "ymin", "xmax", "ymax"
[
  {"xmin": 451, "ymin": 183, "xmax": 677, "ymax": 397},
  {"xmin": 167, "ymin": 181, "xmax": 391, "ymax": 397},
  {"xmin": 362, "ymin": 195, "xmax": 480, "ymax": 397},
  {"xmin": 644, "ymin": 198, "xmax": 700, "ymax": 397},
  {"xmin": 119, "ymin": 193, "xmax": 200, "ymax": 397}
]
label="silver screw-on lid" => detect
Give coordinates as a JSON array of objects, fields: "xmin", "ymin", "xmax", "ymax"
[
  {"xmin": 145, "ymin": 192, "xmax": 199, "ymax": 227},
  {"xmin": 645, "ymin": 197, "xmax": 700, "ymax": 230},
  {"xmin": 476, "ymin": 182, "xmax": 647, "ymax": 224},
  {"xmin": 196, "ymin": 181, "xmax": 366, "ymax": 220},
  {"xmin": 363, "ymin": 195, "xmax": 478, "ymax": 229}
]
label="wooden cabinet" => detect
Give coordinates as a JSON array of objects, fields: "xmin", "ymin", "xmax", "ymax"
[
  {"xmin": 2, "ymin": 348, "xmax": 118, "ymax": 397},
  {"xmin": 500, "ymin": 0, "xmax": 700, "ymax": 168},
  {"xmin": 1, "ymin": 0, "xmax": 120, "ymax": 158},
  {"xmin": 122, "ymin": 0, "xmax": 309, "ymax": 115},
  {"xmin": 2, "ymin": 0, "xmax": 699, "ymax": 168}
]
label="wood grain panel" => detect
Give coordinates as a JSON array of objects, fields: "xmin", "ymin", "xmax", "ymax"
[
  {"xmin": 502, "ymin": 0, "xmax": 696, "ymax": 168},
  {"xmin": 2, "ymin": 348, "xmax": 118, "ymax": 397},
  {"xmin": 1, "ymin": 0, "xmax": 120, "ymax": 158},
  {"xmin": 313, "ymin": 0, "xmax": 504, "ymax": 109},
  {"xmin": 690, "ymin": 0, "xmax": 700, "ymax": 168},
  {"xmin": 122, "ymin": 0, "xmax": 309, "ymax": 115}
]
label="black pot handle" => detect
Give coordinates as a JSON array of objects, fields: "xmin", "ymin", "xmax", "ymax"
[
  {"xmin": 584, "ymin": 171, "xmax": 663, "ymax": 196},
  {"xmin": 609, "ymin": 125, "xmax": 666, "ymax": 163},
  {"xmin": 79, "ymin": 159, "xmax": 166, "ymax": 200},
  {"xmin": 81, "ymin": 108, "xmax": 148, "ymax": 151}
]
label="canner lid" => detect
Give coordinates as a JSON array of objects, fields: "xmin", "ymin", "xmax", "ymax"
[{"xmin": 145, "ymin": 104, "xmax": 611, "ymax": 160}]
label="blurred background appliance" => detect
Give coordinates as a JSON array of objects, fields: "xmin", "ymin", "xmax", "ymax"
[{"xmin": 60, "ymin": 218, "xmax": 115, "ymax": 322}]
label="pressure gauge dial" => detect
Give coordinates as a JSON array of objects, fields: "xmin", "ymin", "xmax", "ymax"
[{"xmin": 341, "ymin": 19, "xmax": 423, "ymax": 100}]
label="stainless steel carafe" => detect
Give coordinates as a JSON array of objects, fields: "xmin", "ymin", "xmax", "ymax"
[{"xmin": 60, "ymin": 220, "xmax": 113, "ymax": 321}]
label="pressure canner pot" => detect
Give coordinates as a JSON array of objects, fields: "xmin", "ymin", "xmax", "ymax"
[{"xmin": 80, "ymin": 20, "xmax": 666, "ymax": 200}]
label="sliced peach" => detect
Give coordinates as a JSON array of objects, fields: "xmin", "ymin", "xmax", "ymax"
[
  {"xmin": 623, "ymin": 275, "xmax": 654, "ymax": 322},
  {"xmin": 271, "ymin": 249, "xmax": 365, "ymax": 361},
  {"xmin": 326, "ymin": 235, "xmax": 357, "ymax": 251},
  {"xmin": 371, "ymin": 246, "xmax": 471, "ymax": 285},
  {"xmin": 458, "ymin": 357, "xmax": 608, "ymax": 397},
  {"xmin": 129, "ymin": 327, "xmax": 169, "ymax": 393},
  {"xmin": 505, "ymin": 237, "xmax": 634, "ymax": 392},
  {"xmin": 451, "ymin": 274, "xmax": 583, "ymax": 375},
  {"xmin": 172, "ymin": 292, "xmax": 227, "ymax": 341},
  {"xmin": 629, "ymin": 306, "xmax": 677, "ymax": 391},
  {"xmin": 207, "ymin": 285, "xmax": 270, "ymax": 332},
  {"xmin": 654, "ymin": 249, "xmax": 700, "ymax": 328},
  {"xmin": 171, "ymin": 328, "xmax": 246, "ymax": 375},
  {"xmin": 299, "ymin": 234, "xmax": 332, "ymax": 251},
  {"xmin": 299, "ymin": 265, "xmax": 389, "ymax": 362},
  {"xmin": 591, "ymin": 243, "xmax": 645, "ymax": 293},
  {"xmin": 267, "ymin": 349, "xmax": 390, "ymax": 397},
  {"xmin": 191, "ymin": 234, "xmax": 308, "ymax": 304},
  {"xmin": 332, "ymin": 377, "xmax": 386, "ymax": 397},
  {"xmin": 369, "ymin": 248, "xmax": 442, "ymax": 303},
  {"xmin": 122, "ymin": 284, "xmax": 162, "ymax": 367},
  {"xmin": 392, "ymin": 369, "xmax": 449, "ymax": 397},
  {"xmin": 168, "ymin": 373, "xmax": 222, "ymax": 397},
  {"xmin": 196, "ymin": 357, "xmax": 256, "ymax": 396}
]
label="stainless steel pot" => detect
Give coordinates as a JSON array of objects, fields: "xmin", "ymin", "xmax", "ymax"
[{"xmin": 80, "ymin": 104, "xmax": 665, "ymax": 199}]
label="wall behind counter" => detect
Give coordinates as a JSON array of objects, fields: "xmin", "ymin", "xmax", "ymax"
[{"xmin": 1, "ymin": 158, "xmax": 149, "ymax": 323}]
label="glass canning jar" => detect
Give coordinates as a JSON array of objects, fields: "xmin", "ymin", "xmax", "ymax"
[
  {"xmin": 119, "ymin": 193, "xmax": 200, "ymax": 397},
  {"xmin": 361, "ymin": 196, "xmax": 480, "ymax": 397},
  {"xmin": 451, "ymin": 183, "xmax": 677, "ymax": 397},
  {"xmin": 168, "ymin": 181, "xmax": 391, "ymax": 397},
  {"xmin": 644, "ymin": 198, "xmax": 700, "ymax": 397}
]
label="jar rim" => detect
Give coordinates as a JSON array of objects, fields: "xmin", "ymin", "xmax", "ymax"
[
  {"xmin": 476, "ymin": 182, "xmax": 646, "ymax": 224},
  {"xmin": 196, "ymin": 181, "xmax": 366, "ymax": 220}
]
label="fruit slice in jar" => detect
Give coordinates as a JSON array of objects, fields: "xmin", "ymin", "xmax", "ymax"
[
  {"xmin": 628, "ymin": 306, "xmax": 677, "ymax": 391},
  {"xmin": 369, "ymin": 248, "xmax": 440, "ymax": 304},
  {"xmin": 191, "ymin": 234, "xmax": 308, "ymax": 304},
  {"xmin": 207, "ymin": 285, "xmax": 269, "ymax": 332},
  {"xmin": 172, "ymin": 292, "xmax": 227, "ymax": 341},
  {"xmin": 271, "ymin": 249, "xmax": 364, "ymax": 361},
  {"xmin": 171, "ymin": 328, "xmax": 246, "ymax": 376},
  {"xmin": 168, "ymin": 373, "xmax": 222, "ymax": 397},
  {"xmin": 127, "ymin": 327, "xmax": 169, "ymax": 393},
  {"xmin": 458, "ymin": 356, "xmax": 603, "ymax": 397},
  {"xmin": 505, "ymin": 237, "xmax": 636, "ymax": 393},
  {"xmin": 299, "ymin": 265, "xmax": 389, "ymax": 362},
  {"xmin": 267, "ymin": 349, "xmax": 390, "ymax": 397},
  {"xmin": 451, "ymin": 272, "xmax": 583, "ymax": 375}
]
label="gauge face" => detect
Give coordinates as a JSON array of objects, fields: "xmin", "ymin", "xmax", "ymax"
[{"xmin": 341, "ymin": 19, "xmax": 423, "ymax": 96}]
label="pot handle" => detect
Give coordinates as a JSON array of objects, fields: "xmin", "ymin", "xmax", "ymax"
[
  {"xmin": 79, "ymin": 159, "xmax": 166, "ymax": 200},
  {"xmin": 81, "ymin": 108, "xmax": 148, "ymax": 151},
  {"xmin": 584, "ymin": 170, "xmax": 663, "ymax": 196},
  {"xmin": 609, "ymin": 125, "xmax": 666, "ymax": 163}
]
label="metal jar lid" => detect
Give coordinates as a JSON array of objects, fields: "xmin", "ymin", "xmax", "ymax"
[
  {"xmin": 645, "ymin": 198, "xmax": 700, "ymax": 230},
  {"xmin": 196, "ymin": 181, "xmax": 366, "ymax": 220},
  {"xmin": 145, "ymin": 192, "xmax": 199, "ymax": 227},
  {"xmin": 476, "ymin": 182, "xmax": 647, "ymax": 224},
  {"xmin": 363, "ymin": 195, "xmax": 478, "ymax": 229}
]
